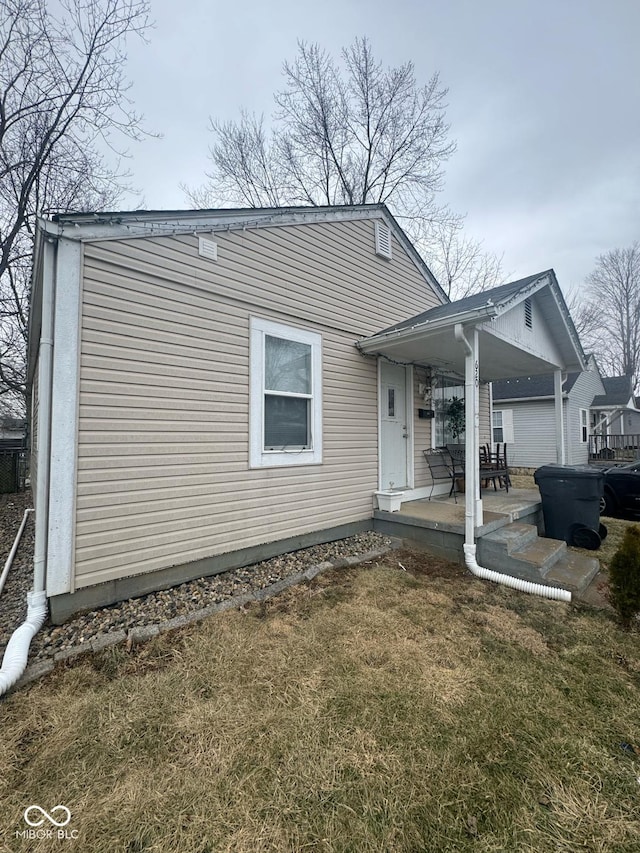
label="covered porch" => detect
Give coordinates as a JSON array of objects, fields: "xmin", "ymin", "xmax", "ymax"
[
  {"xmin": 359, "ymin": 271, "xmax": 585, "ymax": 543},
  {"xmin": 360, "ymin": 271, "xmax": 593, "ymax": 598}
]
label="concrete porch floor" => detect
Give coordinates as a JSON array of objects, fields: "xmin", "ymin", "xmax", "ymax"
[{"xmin": 391, "ymin": 488, "xmax": 543, "ymax": 536}]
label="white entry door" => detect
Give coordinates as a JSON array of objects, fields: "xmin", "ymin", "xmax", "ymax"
[{"xmin": 380, "ymin": 362, "xmax": 409, "ymax": 489}]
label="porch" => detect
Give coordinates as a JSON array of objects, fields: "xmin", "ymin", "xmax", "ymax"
[
  {"xmin": 372, "ymin": 488, "xmax": 599, "ymax": 594},
  {"xmin": 588, "ymin": 434, "xmax": 640, "ymax": 464}
]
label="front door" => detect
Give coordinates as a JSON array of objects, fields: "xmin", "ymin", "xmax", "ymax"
[{"xmin": 380, "ymin": 362, "xmax": 408, "ymax": 489}]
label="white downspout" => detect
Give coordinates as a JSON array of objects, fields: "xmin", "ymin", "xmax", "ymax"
[
  {"xmin": 0, "ymin": 238, "xmax": 54, "ymax": 696},
  {"xmin": 454, "ymin": 323, "xmax": 571, "ymax": 603}
]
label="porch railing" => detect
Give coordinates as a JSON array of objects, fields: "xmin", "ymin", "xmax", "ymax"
[{"xmin": 588, "ymin": 434, "xmax": 640, "ymax": 463}]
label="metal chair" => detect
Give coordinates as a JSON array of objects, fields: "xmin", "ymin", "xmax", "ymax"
[{"xmin": 424, "ymin": 449, "xmax": 461, "ymax": 502}]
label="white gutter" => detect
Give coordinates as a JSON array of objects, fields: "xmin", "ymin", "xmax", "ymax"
[
  {"xmin": 454, "ymin": 322, "xmax": 572, "ymax": 603},
  {"xmin": 357, "ymin": 303, "xmax": 499, "ymax": 354},
  {"xmin": 0, "ymin": 237, "xmax": 54, "ymax": 696}
]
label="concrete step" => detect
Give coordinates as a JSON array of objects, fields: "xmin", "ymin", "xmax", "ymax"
[
  {"xmin": 543, "ymin": 550, "xmax": 600, "ymax": 594},
  {"xmin": 478, "ymin": 523, "xmax": 567, "ymax": 584},
  {"xmin": 480, "ymin": 522, "xmax": 539, "ymax": 556},
  {"xmin": 511, "ymin": 537, "xmax": 568, "ymax": 575}
]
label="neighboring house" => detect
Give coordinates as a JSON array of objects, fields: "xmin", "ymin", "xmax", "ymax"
[
  {"xmin": 29, "ymin": 206, "xmax": 584, "ymax": 621},
  {"xmin": 492, "ymin": 358, "xmax": 638, "ymax": 467},
  {"xmin": 591, "ymin": 375, "xmax": 639, "ymax": 436}
]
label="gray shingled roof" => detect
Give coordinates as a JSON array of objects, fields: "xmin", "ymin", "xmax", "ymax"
[
  {"xmin": 492, "ymin": 372, "xmax": 581, "ymax": 400},
  {"xmin": 592, "ymin": 375, "xmax": 633, "ymax": 407},
  {"xmin": 379, "ymin": 271, "xmax": 551, "ymax": 334}
]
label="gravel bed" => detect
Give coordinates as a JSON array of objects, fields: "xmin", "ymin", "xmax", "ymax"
[{"xmin": 0, "ymin": 496, "xmax": 391, "ymax": 664}]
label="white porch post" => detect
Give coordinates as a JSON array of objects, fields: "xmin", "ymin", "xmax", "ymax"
[
  {"xmin": 554, "ymin": 369, "xmax": 565, "ymax": 464},
  {"xmin": 455, "ymin": 324, "xmax": 482, "ymax": 544}
]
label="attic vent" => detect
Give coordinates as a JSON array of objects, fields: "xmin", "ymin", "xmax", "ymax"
[
  {"xmin": 374, "ymin": 221, "xmax": 392, "ymax": 259},
  {"xmin": 198, "ymin": 236, "xmax": 218, "ymax": 261},
  {"xmin": 524, "ymin": 297, "xmax": 533, "ymax": 329}
]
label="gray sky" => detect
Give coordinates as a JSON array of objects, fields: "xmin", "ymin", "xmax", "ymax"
[{"xmin": 121, "ymin": 0, "xmax": 639, "ymax": 296}]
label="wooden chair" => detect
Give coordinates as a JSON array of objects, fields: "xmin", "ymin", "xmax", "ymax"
[
  {"xmin": 479, "ymin": 443, "xmax": 510, "ymax": 492},
  {"xmin": 479, "ymin": 444, "xmax": 501, "ymax": 491},
  {"xmin": 496, "ymin": 443, "xmax": 511, "ymax": 490}
]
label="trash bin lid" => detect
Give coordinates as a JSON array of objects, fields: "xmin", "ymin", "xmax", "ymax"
[{"xmin": 534, "ymin": 464, "xmax": 604, "ymax": 482}]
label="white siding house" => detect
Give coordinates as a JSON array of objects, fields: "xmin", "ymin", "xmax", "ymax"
[{"xmin": 492, "ymin": 356, "xmax": 612, "ymax": 467}]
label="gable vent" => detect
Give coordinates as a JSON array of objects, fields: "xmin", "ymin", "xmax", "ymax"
[
  {"xmin": 524, "ymin": 297, "xmax": 533, "ymax": 329},
  {"xmin": 198, "ymin": 236, "xmax": 218, "ymax": 261},
  {"xmin": 374, "ymin": 221, "xmax": 392, "ymax": 259}
]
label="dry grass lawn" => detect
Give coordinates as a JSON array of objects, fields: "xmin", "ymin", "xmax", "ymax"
[{"xmin": 2, "ymin": 553, "xmax": 640, "ymax": 852}]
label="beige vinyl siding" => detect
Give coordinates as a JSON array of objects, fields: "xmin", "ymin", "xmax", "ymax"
[
  {"xmin": 83, "ymin": 219, "xmax": 440, "ymax": 340},
  {"xmin": 479, "ymin": 384, "xmax": 491, "ymax": 446},
  {"xmin": 412, "ymin": 370, "xmax": 432, "ymax": 488},
  {"xmin": 75, "ymin": 219, "xmax": 440, "ymax": 588}
]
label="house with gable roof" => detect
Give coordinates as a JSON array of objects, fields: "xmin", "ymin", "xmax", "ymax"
[{"xmin": 27, "ymin": 205, "xmax": 585, "ymax": 622}]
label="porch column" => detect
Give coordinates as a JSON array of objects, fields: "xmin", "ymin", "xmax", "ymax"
[
  {"xmin": 554, "ymin": 369, "xmax": 565, "ymax": 464},
  {"xmin": 455, "ymin": 324, "xmax": 482, "ymax": 545}
]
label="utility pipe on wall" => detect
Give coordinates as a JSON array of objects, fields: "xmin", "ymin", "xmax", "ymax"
[{"xmin": 454, "ymin": 322, "xmax": 572, "ymax": 603}]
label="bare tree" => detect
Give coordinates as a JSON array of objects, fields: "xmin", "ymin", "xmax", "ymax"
[
  {"xmin": 186, "ymin": 38, "xmax": 505, "ymax": 297},
  {"xmin": 579, "ymin": 243, "xmax": 640, "ymax": 388},
  {"xmin": 420, "ymin": 221, "xmax": 504, "ymax": 300},
  {"xmin": 564, "ymin": 287, "xmax": 601, "ymax": 346},
  {"xmin": 186, "ymin": 38, "xmax": 458, "ymax": 233},
  {"xmin": 0, "ymin": 0, "xmax": 151, "ymax": 413}
]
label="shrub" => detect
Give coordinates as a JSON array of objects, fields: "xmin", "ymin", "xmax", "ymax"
[{"xmin": 608, "ymin": 525, "xmax": 640, "ymax": 628}]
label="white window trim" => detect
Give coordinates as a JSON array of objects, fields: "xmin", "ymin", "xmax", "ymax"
[
  {"xmin": 492, "ymin": 408, "xmax": 514, "ymax": 444},
  {"xmin": 580, "ymin": 408, "xmax": 588, "ymax": 443},
  {"xmin": 492, "ymin": 409, "xmax": 504, "ymax": 443},
  {"xmin": 250, "ymin": 317, "xmax": 322, "ymax": 467}
]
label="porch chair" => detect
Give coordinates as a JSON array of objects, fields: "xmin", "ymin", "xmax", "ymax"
[
  {"xmin": 424, "ymin": 449, "xmax": 461, "ymax": 502},
  {"xmin": 479, "ymin": 444, "xmax": 501, "ymax": 491},
  {"xmin": 496, "ymin": 442, "xmax": 511, "ymax": 490},
  {"xmin": 479, "ymin": 443, "xmax": 510, "ymax": 492}
]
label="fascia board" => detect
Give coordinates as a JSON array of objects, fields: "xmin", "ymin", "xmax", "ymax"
[
  {"xmin": 546, "ymin": 274, "xmax": 586, "ymax": 371},
  {"xmin": 357, "ymin": 305, "xmax": 499, "ymax": 352}
]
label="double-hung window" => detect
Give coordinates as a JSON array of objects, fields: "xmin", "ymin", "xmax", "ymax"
[
  {"xmin": 492, "ymin": 408, "xmax": 513, "ymax": 444},
  {"xmin": 492, "ymin": 410, "xmax": 504, "ymax": 442},
  {"xmin": 250, "ymin": 317, "xmax": 322, "ymax": 467},
  {"xmin": 580, "ymin": 409, "xmax": 588, "ymax": 443}
]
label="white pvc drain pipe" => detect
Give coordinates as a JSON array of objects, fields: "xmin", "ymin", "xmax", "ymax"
[
  {"xmin": 0, "ymin": 508, "xmax": 33, "ymax": 597},
  {"xmin": 464, "ymin": 543, "xmax": 572, "ymax": 602},
  {"xmin": 0, "ymin": 509, "xmax": 46, "ymax": 696}
]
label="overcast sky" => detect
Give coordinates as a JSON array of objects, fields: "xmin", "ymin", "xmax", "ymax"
[{"xmin": 120, "ymin": 0, "xmax": 639, "ymax": 296}]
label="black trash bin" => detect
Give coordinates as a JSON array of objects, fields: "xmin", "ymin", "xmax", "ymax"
[{"xmin": 534, "ymin": 464, "xmax": 607, "ymax": 550}]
